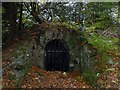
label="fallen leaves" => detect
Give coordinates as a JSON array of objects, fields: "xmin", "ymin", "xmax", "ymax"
[
  {"xmin": 97, "ymin": 52, "xmax": 119, "ymax": 88},
  {"xmin": 20, "ymin": 66, "xmax": 92, "ymax": 88}
]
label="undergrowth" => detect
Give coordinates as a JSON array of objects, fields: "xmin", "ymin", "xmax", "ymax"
[
  {"xmin": 87, "ymin": 33, "xmax": 118, "ymax": 70},
  {"xmin": 82, "ymin": 70, "xmax": 98, "ymax": 88},
  {"xmin": 88, "ymin": 34, "xmax": 118, "ymax": 52},
  {"xmin": 62, "ymin": 22, "xmax": 119, "ymax": 88},
  {"xmin": 36, "ymin": 71, "xmax": 45, "ymax": 77}
]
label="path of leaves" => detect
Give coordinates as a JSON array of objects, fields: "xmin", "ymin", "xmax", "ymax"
[
  {"xmin": 97, "ymin": 52, "xmax": 119, "ymax": 88},
  {"xmin": 20, "ymin": 66, "xmax": 92, "ymax": 88}
]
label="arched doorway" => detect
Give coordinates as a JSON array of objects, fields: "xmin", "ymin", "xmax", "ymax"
[{"xmin": 44, "ymin": 39, "xmax": 69, "ymax": 72}]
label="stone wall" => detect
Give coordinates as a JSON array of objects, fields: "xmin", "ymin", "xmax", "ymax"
[
  {"xmin": 2, "ymin": 23, "xmax": 95, "ymax": 87},
  {"xmin": 29, "ymin": 23, "xmax": 94, "ymax": 72}
]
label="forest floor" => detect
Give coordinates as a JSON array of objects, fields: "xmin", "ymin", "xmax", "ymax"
[
  {"xmin": 2, "ymin": 26, "xmax": 93, "ymax": 89},
  {"xmin": 97, "ymin": 51, "xmax": 119, "ymax": 88},
  {"xmin": 2, "ymin": 62, "xmax": 92, "ymax": 88},
  {"xmin": 2, "ymin": 38, "xmax": 119, "ymax": 89},
  {"xmin": 2, "ymin": 23, "xmax": 119, "ymax": 89},
  {"xmin": 20, "ymin": 66, "xmax": 92, "ymax": 88}
]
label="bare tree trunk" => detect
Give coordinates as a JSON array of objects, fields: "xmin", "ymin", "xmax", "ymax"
[
  {"xmin": 9, "ymin": 2, "xmax": 17, "ymax": 41},
  {"xmin": 18, "ymin": 3, "xmax": 23, "ymax": 32},
  {"xmin": 2, "ymin": 2, "xmax": 17, "ymax": 49},
  {"xmin": 31, "ymin": 2, "xmax": 42, "ymax": 24}
]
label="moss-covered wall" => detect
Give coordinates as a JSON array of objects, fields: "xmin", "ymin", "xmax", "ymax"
[
  {"xmin": 2, "ymin": 23, "xmax": 96, "ymax": 87},
  {"xmin": 2, "ymin": 22, "xmax": 96, "ymax": 88},
  {"xmin": 29, "ymin": 23, "xmax": 93, "ymax": 72}
]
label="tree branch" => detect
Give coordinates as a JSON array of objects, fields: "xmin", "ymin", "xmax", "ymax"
[{"xmin": 23, "ymin": 3, "xmax": 42, "ymax": 24}]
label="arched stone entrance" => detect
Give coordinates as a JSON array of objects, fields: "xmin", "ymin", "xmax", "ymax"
[
  {"xmin": 44, "ymin": 39, "xmax": 69, "ymax": 71},
  {"xmin": 30, "ymin": 23, "xmax": 94, "ymax": 73}
]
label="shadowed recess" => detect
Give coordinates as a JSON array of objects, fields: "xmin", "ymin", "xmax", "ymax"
[{"xmin": 44, "ymin": 39, "xmax": 69, "ymax": 72}]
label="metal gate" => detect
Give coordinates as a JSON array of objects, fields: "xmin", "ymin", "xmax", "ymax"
[{"xmin": 44, "ymin": 39, "xmax": 69, "ymax": 71}]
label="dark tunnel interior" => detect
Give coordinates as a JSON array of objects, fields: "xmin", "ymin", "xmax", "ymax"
[{"xmin": 44, "ymin": 39, "xmax": 69, "ymax": 72}]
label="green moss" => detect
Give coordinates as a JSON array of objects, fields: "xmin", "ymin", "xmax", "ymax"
[
  {"xmin": 36, "ymin": 71, "xmax": 45, "ymax": 77},
  {"xmin": 14, "ymin": 43, "xmax": 30, "ymax": 58},
  {"xmin": 13, "ymin": 50, "xmax": 32, "ymax": 87},
  {"xmin": 8, "ymin": 73, "xmax": 16, "ymax": 80},
  {"xmin": 15, "ymin": 61, "xmax": 30, "ymax": 87},
  {"xmin": 82, "ymin": 70, "xmax": 98, "ymax": 88},
  {"xmin": 62, "ymin": 22, "xmax": 81, "ymax": 31},
  {"xmin": 88, "ymin": 34, "xmax": 118, "ymax": 52},
  {"xmin": 75, "ymin": 76, "xmax": 81, "ymax": 81}
]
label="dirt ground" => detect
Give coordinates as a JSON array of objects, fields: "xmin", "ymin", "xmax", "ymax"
[{"xmin": 20, "ymin": 66, "xmax": 92, "ymax": 88}]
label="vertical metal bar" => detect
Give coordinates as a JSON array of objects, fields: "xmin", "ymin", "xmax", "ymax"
[
  {"xmin": 45, "ymin": 39, "xmax": 69, "ymax": 71},
  {"xmin": 59, "ymin": 41, "xmax": 61, "ymax": 71},
  {"xmin": 50, "ymin": 41, "xmax": 52, "ymax": 71},
  {"xmin": 62, "ymin": 42, "xmax": 63, "ymax": 71},
  {"xmin": 54, "ymin": 40, "xmax": 55, "ymax": 71},
  {"xmin": 52, "ymin": 40, "xmax": 53, "ymax": 71}
]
